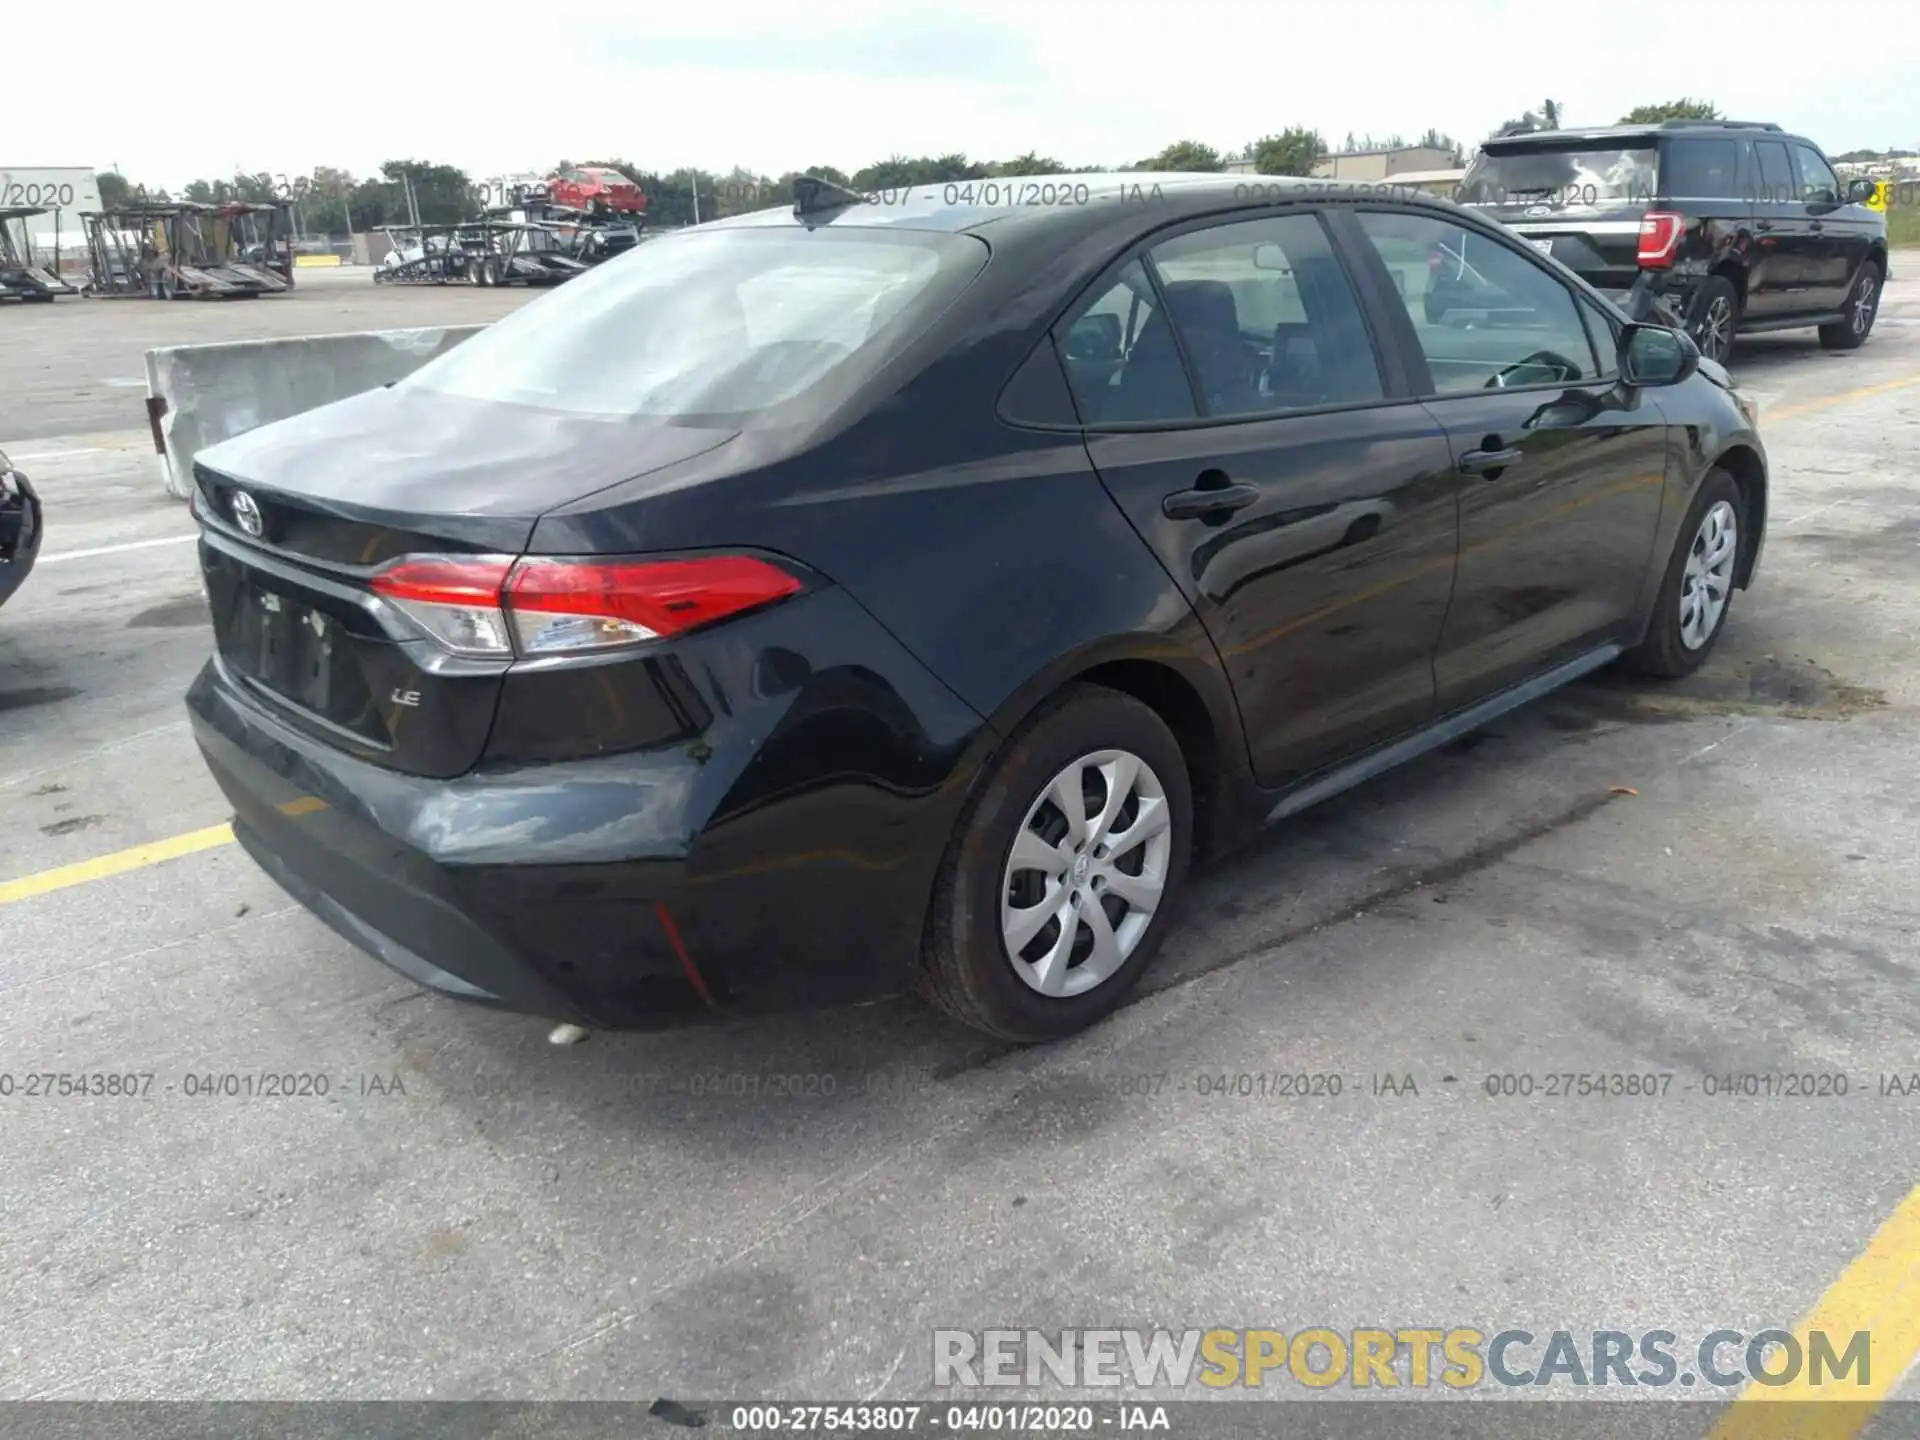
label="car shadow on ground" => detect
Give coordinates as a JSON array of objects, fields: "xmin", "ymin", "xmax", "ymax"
[{"xmin": 378, "ymin": 612, "xmax": 1888, "ymax": 1160}]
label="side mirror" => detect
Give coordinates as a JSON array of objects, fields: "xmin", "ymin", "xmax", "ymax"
[
  {"xmin": 1845, "ymin": 177, "xmax": 1879, "ymax": 204},
  {"xmin": 1252, "ymin": 243, "xmax": 1291, "ymax": 273},
  {"xmin": 1064, "ymin": 311, "xmax": 1123, "ymax": 362},
  {"xmin": 1619, "ymin": 323, "xmax": 1700, "ymax": 386}
]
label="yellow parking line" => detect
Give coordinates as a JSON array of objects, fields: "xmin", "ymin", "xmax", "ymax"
[
  {"xmin": 0, "ymin": 796, "xmax": 326, "ymax": 906},
  {"xmin": 0, "ymin": 823, "xmax": 234, "ymax": 905},
  {"xmin": 1707, "ymin": 1182, "xmax": 1920, "ymax": 1440},
  {"xmin": 1769, "ymin": 373, "xmax": 1920, "ymax": 423}
]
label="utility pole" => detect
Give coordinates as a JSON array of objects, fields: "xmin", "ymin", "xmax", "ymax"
[{"xmin": 690, "ymin": 171, "xmax": 700, "ymax": 225}]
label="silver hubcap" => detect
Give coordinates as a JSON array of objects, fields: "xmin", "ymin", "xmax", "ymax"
[
  {"xmin": 1696, "ymin": 296, "xmax": 1733, "ymax": 359},
  {"xmin": 1853, "ymin": 276, "xmax": 1878, "ymax": 336},
  {"xmin": 1679, "ymin": 500, "xmax": 1738, "ymax": 650},
  {"xmin": 1001, "ymin": 749, "xmax": 1173, "ymax": 998}
]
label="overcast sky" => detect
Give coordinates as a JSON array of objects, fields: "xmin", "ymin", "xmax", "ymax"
[{"xmin": 24, "ymin": 0, "xmax": 1918, "ymax": 188}]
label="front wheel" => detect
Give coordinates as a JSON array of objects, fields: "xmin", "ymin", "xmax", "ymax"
[
  {"xmin": 1620, "ymin": 468, "xmax": 1745, "ymax": 678},
  {"xmin": 918, "ymin": 685, "xmax": 1192, "ymax": 1042},
  {"xmin": 1819, "ymin": 263, "xmax": 1881, "ymax": 350},
  {"xmin": 1686, "ymin": 276, "xmax": 1740, "ymax": 364}
]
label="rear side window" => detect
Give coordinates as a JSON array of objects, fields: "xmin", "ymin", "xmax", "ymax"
[
  {"xmin": 1660, "ymin": 139, "xmax": 1741, "ymax": 201},
  {"xmin": 1754, "ymin": 141, "xmax": 1795, "ymax": 204},
  {"xmin": 405, "ymin": 227, "xmax": 986, "ymax": 422},
  {"xmin": 1354, "ymin": 211, "xmax": 1598, "ymax": 393},
  {"xmin": 1147, "ymin": 212, "xmax": 1384, "ymax": 417}
]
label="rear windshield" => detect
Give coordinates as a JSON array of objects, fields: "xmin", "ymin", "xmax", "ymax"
[
  {"xmin": 1459, "ymin": 144, "xmax": 1658, "ymax": 208},
  {"xmin": 405, "ymin": 226, "xmax": 987, "ymax": 422}
]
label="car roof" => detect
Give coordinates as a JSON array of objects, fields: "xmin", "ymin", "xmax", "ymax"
[
  {"xmin": 700, "ymin": 170, "xmax": 1475, "ymax": 245},
  {"xmin": 1482, "ymin": 122, "xmax": 1801, "ymax": 151}
]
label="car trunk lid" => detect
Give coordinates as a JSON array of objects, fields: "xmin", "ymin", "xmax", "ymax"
[{"xmin": 192, "ymin": 385, "xmax": 737, "ymax": 778}]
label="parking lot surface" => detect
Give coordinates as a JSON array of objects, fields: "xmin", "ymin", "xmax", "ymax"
[{"xmin": 2, "ymin": 267, "xmax": 1918, "ymax": 1419}]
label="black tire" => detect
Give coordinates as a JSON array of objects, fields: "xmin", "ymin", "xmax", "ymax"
[
  {"xmin": 918, "ymin": 684, "xmax": 1192, "ymax": 1042},
  {"xmin": 1620, "ymin": 467, "xmax": 1745, "ymax": 678},
  {"xmin": 1685, "ymin": 275, "xmax": 1740, "ymax": 364},
  {"xmin": 1819, "ymin": 261, "xmax": 1881, "ymax": 350}
]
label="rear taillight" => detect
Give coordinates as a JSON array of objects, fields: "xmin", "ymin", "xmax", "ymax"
[
  {"xmin": 505, "ymin": 556, "xmax": 801, "ymax": 655},
  {"xmin": 368, "ymin": 554, "xmax": 802, "ymax": 659},
  {"xmin": 369, "ymin": 555, "xmax": 517, "ymax": 656},
  {"xmin": 1637, "ymin": 211, "xmax": 1685, "ymax": 269}
]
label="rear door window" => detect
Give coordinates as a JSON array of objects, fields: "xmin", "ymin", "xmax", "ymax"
[
  {"xmin": 1146, "ymin": 212, "xmax": 1384, "ymax": 417},
  {"xmin": 1660, "ymin": 139, "xmax": 1742, "ymax": 202}
]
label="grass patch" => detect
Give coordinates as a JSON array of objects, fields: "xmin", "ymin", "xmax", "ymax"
[{"xmin": 1888, "ymin": 203, "xmax": 1920, "ymax": 248}]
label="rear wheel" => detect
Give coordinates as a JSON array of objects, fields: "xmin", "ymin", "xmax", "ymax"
[
  {"xmin": 919, "ymin": 685, "xmax": 1192, "ymax": 1042},
  {"xmin": 1686, "ymin": 276, "xmax": 1740, "ymax": 364},
  {"xmin": 1819, "ymin": 262, "xmax": 1881, "ymax": 350},
  {"xmin": 1620, "ymin": 467, "xmax": 1744, "ymax": 678}
]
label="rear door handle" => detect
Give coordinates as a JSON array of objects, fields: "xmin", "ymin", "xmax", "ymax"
[
  {"xmin": 1458, "ymin": 447, "xmax": 1522, "ymax": 475},
  {"xmin": 1162, "ymin": 481, "xmax": 1260, "ymax": 520},
  {"xmin": 1755, "ymin": 220, "xmax": 1774, "ymax": 232}
]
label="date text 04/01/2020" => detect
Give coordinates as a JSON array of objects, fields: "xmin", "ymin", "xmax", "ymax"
[{"xmin": 724, "ymin": 1403, "xmax": 1171, "ymax": 1432}]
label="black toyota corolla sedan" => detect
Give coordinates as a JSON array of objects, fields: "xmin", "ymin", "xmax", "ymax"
[{"xmin": 185, "ymin": 173, "xmax": 1767, "ymax": 1041}]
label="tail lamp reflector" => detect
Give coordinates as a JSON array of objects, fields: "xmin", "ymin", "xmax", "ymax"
[{"xmin": 368, "ymin": 554, "xmax": 801, "ymax": 658}]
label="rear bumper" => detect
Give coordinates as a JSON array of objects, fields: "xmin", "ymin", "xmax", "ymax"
[
  {"xmin": 0, "ymin": 469, "xmax": 42, "ymax": 607},
  {"xmin": 185, "ymin": 584, "xmax": 991, "ymax": 1029},
  {"xmin": 191, "ymin": 659, "xmax": 703, "ymax": 1026}
]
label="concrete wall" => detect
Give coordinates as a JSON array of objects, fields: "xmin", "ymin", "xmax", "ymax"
[{"xmin": 145, "ymin": 324, "xmax": 488, "ymax": 498}]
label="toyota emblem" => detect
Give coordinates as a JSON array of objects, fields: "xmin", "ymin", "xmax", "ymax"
[{"xmin": 230, "ymin": 490, "xmax": 264, "ymax": 537}]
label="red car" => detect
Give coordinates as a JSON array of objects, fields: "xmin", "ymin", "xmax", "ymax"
[{"xmin": 546, "ymin": 165, "xmax": 646, "ymax": 214}]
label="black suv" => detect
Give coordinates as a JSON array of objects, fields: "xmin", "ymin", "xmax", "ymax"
[{"xmin": 1434, "ymin": 120, "xmax": 1886, "ymax": 362}]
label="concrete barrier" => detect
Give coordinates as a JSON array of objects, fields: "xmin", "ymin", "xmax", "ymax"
[{"xmin": 144, "ymin": 324, "xmax": 489, "ymax": 499}]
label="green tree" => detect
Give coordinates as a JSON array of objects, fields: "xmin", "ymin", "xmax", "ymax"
[
  {"xmin": 992, "ymin": 151, "xmax": 1065, "ymax": 176},
  {"xmin": 852, "ymin": 154, "xmax": 924, "ymax": 190},
  {"xmin": 1618, "ymin": 98, "xmax": 1722, "ymax": 124},
  {"xmin": 1249, "ymin": 128, "xmax": 1326, "ymax": 176},
  {"xmin": 96, "ymin": 171, "xmax": 134, "ymax": 208},
  {"xmin": 362, "ymin": 160, "xmax": 472, "ymax": 226},
  {"xmin": 1138, "ymin": 140, "xmax": 1224, "ymax": 172}
]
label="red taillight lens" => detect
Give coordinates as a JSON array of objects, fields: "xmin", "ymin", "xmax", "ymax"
[
  {"xmin": 367, "ymin": 553, "xmax": 801, "ymax": 658},
  {"xmin": 506, "ymin": 556, "xmax": 802, "ymax": 655},
  {"xmin": 1637, "ymin": 211, "xmax": 1684, "ymax": 269}
]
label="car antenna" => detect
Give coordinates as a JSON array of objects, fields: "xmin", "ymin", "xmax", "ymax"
[{"xmin": 792, "ymin": 175, "xmax": 869, "ymax": 220}]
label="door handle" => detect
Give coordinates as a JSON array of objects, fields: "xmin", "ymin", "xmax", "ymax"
[
  {"xmin": 1458, "ymin": 447, "xmax": 1522, "ymax": 475},
  {"xmin": 1755, "ymin": 220, "xmax": 1773, "ymax": 232},
  {"xmin": 1810, "ymin": 220, "xmax": 1824, "ymax": 232},
  {"xmin": 1162, "ymin": 481, "xmax": 1260, "ymax": 520}
]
